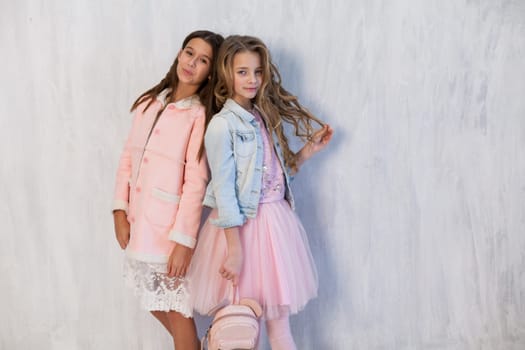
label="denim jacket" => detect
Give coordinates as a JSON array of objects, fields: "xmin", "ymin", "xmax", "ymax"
[{"xmin": 203, "ymin": 98, "xmax": 295, "ymax": 228}]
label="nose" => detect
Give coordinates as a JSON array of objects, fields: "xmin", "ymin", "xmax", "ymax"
[
  {"xmin": 248, "ymin": 72, "xmax": 257, "ymax": 83},
  {"xmin": 189, "ymin": 57, "xmax": 197, "ymax": 67}
]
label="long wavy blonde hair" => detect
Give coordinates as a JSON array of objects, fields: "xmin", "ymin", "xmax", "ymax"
[{"xmin": 214, "ymin": 35, "xmax": 324, "ymax": 171}]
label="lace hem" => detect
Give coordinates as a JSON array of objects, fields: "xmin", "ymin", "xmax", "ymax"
[{"xmin": 123, "ymin": 257, "xmax": 192, "ymax": 317}]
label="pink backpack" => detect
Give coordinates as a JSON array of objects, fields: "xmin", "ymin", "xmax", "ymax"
[{"xmin": 201, "ymin": 288, "xmax": 263, "ymax": 350}]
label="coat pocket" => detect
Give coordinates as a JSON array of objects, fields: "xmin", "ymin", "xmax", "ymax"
[
  {"xmin": 233, "ymin": 131, "xmax": 256, "ymax": 158},
  {"xmin": 145, "ymin": 187, "xmax": 181, "ymax": 227}
]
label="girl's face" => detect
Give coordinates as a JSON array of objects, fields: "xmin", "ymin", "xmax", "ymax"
[
  {"xmin": 176, "ymin": 38, "xmax": 213, "ymax": 88},
  {"xmin": 231, "ymin": 50, "xmax": 262, "ymax": 110}
]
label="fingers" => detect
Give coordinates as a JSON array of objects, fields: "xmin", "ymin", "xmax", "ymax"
[
  {"xmin": 311, "ymin": 126, "xmax": 325, "ymax": 141},
  {"xmin": 166, "ymin": 244, "xmax": 192, "ymax": 278},
  {"xmin": 167, "ymin": 261, "xmax": 187, "ymax": 278},
  {"xmin": 312, "ymin": 125, "xmax": 330, "ymax": 142},
  {"xmin": 320, "ymin": 125, "xmax": 333, "ymax": 139},
  {"xmin": 219, "ymin": 266, "xmax": 229, "ymax": 279},
  {"xmin": 114, "ymin": 214, "xmax": 130, "ymax": 249},
  {"xmin": 176, "ymin": 266, "xmax": 187, "ymax": 278},
  {"xmin": 221, "ymin": 265, "xmax": 238, "ymax": 285},
  {"xmin": 168, "ymin": 267, "xmax": 181, "ymax": 278},
  {"xmin": 118, "ymin": 239, "xmax": 127, "ymax": 250},
  {"xmin": 167, "ymin": 254, "xmax": 176, "ymax": 277},
  {"xmin": 311, "ymin": 124, "xmax": 333, "ymax": 148},
  {"xmin": 116, "ymin": 231, "xmax": 129, "ymax": 250},
  {"xmin": 168, "ymin": 264, "xmax": 181, "ymax": 278},
  {"xmin": 322, "ymin": 126, "xmax": 334, "ymax": 144}
]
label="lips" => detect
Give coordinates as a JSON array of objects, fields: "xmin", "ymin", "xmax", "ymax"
[{"xmin": 182, "ymin": 68, "xmax": 194, "ymax": 77}]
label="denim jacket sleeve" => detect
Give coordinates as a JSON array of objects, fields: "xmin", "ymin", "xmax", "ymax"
[{"xmin": 204, "ymin": 116, "xmax": 245, "ymax": 228}]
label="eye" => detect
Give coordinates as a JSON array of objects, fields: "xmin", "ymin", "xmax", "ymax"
[
  {"xmin": 200, "ymin": 58, "xmax": 209, "ymax": 65},
  {"xmin": 185, "ymin": 49, "xmax": 193, "ymax": 56},
  {"xmin": 237, "ymin": 70, "xmax": 246, "ymax": 75},
  {"xmin": 255, "ymin": 69, "xmax": 263, "ymax": 76}
]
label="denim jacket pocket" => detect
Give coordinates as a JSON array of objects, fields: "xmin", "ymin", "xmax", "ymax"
[
  {"xmin": 233, "ymin": 131, "xmax": 256, "ymax": 158},
  {"xmin": 145, "ymin": 187, "xmax": 180, "ymax": 227}
]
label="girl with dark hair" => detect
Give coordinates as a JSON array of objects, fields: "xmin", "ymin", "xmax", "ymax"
[{"xmin": 112, "ymin": 30, "xmax": 223, "ymax": 350}]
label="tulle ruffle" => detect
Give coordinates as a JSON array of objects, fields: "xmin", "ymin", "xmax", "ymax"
[{"xmin": 188, "ymin": 199, "xmax": 318, "ymax": 320}]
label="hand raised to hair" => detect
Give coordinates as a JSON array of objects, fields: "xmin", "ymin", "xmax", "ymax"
[
  {"xmin": 294, "ymin": 124, "xmax": 334, "ymax": 173},
  {"xmin": 308, "ymin": 124, "xmax": 334, "ymax": 154}
]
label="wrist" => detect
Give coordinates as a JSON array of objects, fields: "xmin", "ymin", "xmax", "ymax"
[
  {"xmin": 227, "ymin": 241, "xmax": 242, "ymax": 253},
  {"xmin": 303, "ymin": 141, "xmax": 315, "ymax": 157},
  {"xmin": 226, "ymin": 240, "xmax": 243, "ymax": 259},
  {"xmin": 172, "ymin": 243, "xmax": 192, "ymax": 256},
  {"xmin": 224, "ymin": 227, "xmax": 240, "ymax": 245},
  {"xmin": 227, "ymin": 249, "xmax": 243, "ymax": 264},
  {"xmin": 113, "ymin": 211, "xmax": 128, "ymax": 224},
  {"xmin": 295, "ymin": 145, "xmax": 310, "ymax": 172}
]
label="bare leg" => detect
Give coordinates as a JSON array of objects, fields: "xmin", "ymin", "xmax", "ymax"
[
  {"xmin": 166, "ymin": 311, "xmax": 199, "ymax": 350},
  {"xmin": 150, "ymin": 311, "xmax": 172, "ymax": 335}
]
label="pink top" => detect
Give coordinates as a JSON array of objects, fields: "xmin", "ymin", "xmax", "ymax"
[{"xmin": 253, "ymin": 110, "xmax": 285, "ymax": 203}]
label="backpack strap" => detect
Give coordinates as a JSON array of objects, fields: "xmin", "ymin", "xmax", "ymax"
[{"xmin": 229, "ymin": 283, "xmax": 240, "ymax": 304}]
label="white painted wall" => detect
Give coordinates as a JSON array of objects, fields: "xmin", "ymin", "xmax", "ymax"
[{"xmin": 1, "ymin": 0, "xmax": 525, "ymax": 349}]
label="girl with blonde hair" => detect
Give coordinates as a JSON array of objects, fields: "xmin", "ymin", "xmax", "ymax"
[{"xmin": 189, "ymin": 35, "xmax": 333, "ymax": 349}]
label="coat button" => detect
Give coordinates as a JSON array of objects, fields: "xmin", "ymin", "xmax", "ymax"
[
  {"xmin": 136, "ymin": 187, "xmax": 141, "ymax": 193},
  {"xmin": 130, "ymin": 216, "xmax": 135, "ymax": 223},
  {"xmin": 143, "ymin": 157, "xmax": 148, "ymax": 163},
  {"xmin": 154, "ymin": 129, "xmax": 160, "ymax": 135}
]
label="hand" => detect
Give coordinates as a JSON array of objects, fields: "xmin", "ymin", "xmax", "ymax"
[
  {"xmin": 307, "ymin": 124, "xmax": 334, "ymax": 154},
  {"xmin": 167, "ymin": 244, "xmax": 193, "ymax": 278},
  {"xmin": 219, "ymin": 248, "xmax": 243, "ymax": 286},
  {"xmin": 294, "ymin": 124, "xmax": 334, "ymax": 173},
  {"xmin": 113, "ymin": 210, "xmax": 130, "ymax": 249}
]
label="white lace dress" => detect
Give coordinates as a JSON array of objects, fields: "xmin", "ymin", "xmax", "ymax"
[{"xmin": 123, "ymin": 256, "xmax": 192, "ymax": 316}]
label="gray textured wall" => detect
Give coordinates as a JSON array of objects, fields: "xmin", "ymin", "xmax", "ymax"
[{"xmin": 1, "ymin": 0, "xmax": 525, "ymax": 349}]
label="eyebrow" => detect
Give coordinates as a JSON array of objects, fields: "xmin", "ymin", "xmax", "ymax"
[
  {"xmin": 234, "ymin": 66, "xmax": 263, "ymax": 70},
  {"xmin": 185, "ymin": 45, "xmax": 212, "ymax": 61}
]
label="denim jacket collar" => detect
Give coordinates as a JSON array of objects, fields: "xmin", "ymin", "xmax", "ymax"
[{"xmin": 223, "ymin": 99, "xmax": 257, "ymax": 124}]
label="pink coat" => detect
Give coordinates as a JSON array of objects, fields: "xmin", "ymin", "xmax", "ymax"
[{"xmin": 113, "ymin": 95, "xmax": 208, "ymax": 263}]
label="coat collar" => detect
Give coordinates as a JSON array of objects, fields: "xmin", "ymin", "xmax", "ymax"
[{"xmin": 157, "ymin": 89, "xmax": 200, "ymax": 109}]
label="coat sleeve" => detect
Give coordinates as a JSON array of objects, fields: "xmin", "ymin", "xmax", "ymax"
[
  {"xmin": 112, "ymin": 110, "xmax": 139, "ymax": 213},
  {"xmin": 168, "ymin": 108, "xmax": 209, "ymax": 248}
]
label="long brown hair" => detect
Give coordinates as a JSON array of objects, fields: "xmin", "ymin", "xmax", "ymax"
[
  {"xmin": 130, "ymin": 30, "xmax": 224, "ymax": 159},
  {"xmin": 214, "ymin": 35, "xmax": 324, "ymax": 171}
]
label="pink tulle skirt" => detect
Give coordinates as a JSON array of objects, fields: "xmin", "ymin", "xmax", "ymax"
[{"xmin": 188, "ymin": 199, "xmax": 318, "ymax": 320}]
